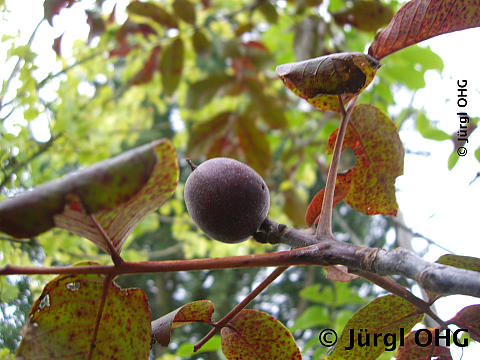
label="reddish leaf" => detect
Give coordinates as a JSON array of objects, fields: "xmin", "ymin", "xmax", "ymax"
[
  {"xmin": 0, "ymin": 139, "xmax": 178, "ymax": 254},
  {"xmin": 173, "ymin": 0, "xmax": 196, "ymax": 24},
  {"xmin": 333, "ymin": 0, "xmax": 393, "ymax": 32},
  {"xmin": 324, "ymin": 265, "xmax": 359, "ymax": 282},
  {"xmin": 44, "ymin": 0, "xmax": 75, "ymax": 26},
  {"xmin": 187, "ymin": 112, "xmax": 232, "ymax": 156},
  {"xmin": 221, "ymin": 309, "xmax": 301, "ymax": 360},
  {"xmin": 107, "ymin": 4, "xmax": 116, "ymax": 23},
  {"xmin": 129, "ymin": 46, "xmax": 161, "ymax": 85},
  {"xmin": 369, "ymin": 0, "xmax": 480, "ymax": 60},
  {"xmin": 126, "ymin": 1, "xmax": 178, "ymax": 29},
  {"xmin": 449, "ymin": 305, "xmax": 480, "ymax": 341},
  {"xmin": 329, "ymin": 295, "xmax": 423, "ymax": 360},
  {"xmin": 109, "ymin": 44, "xmax": 139, "ymax": 57},
  {"xmin": 52, "ymin": 34, "xmax": 63, "ymax": 57},
  {"xmin": 152, "ymin": 300, "xmax": 214, "ymax": 346},
  {"xmin": 86, "ymin": 10, "xmax": 106, "ymax": 43},
  {"xmin": 234, "ymin": 113, "xmax": 272, "ymax": 177},
  {"xmin": 395, "ymin": 328, "xmax": 452, "ymax": 360},
  {"xmin": 327, "ymin": 104, "xmax": 404, "ymax": 216},
  {"xmin": 305, "ymin": 171, "xmax": 353, "ymax": 227},
  {"xmin": 17, "ymin": 271, "xmax": 150, "ymax": 359},
  {"xmin": 115, "ymin": 19, "xmax": 156, "ymax": 44},
  {"xmin": 276, "ymin": 52, "xmax": 381, "ymax": 112},
  {"xmin": 160, "ymin": 37, "xmax": 184, "ymax": 96}
]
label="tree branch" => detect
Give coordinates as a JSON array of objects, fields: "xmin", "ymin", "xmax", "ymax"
[{"xmin": 2, "ymin": 225, "xmax": 480, "ymax": 299}]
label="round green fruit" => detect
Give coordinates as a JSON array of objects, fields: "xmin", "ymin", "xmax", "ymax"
[{"xmin": 184, "ymin": 157, "xmax": 270, "ymax": 243}]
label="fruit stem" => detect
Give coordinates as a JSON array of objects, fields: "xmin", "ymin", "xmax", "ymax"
[
  {"xmin": 193, "ymin": 265, "xmax": 289, "ymax": 352},
  {"xmin": 185, "ymin": 158, "xmax": 197, "ymax": 171},
  {"xmin": 316, "ymin": 95, "xmax": 357, "ymax": 237}
]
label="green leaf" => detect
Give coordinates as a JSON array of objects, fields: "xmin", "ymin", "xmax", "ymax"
[
  {"xmin": 186, "ymin": 73, "xmax": 234, "ymax": 110},
  {"xmin": 291, "ymin": 305, "xmax": 329, "ymax": 331},
  {"xmin": 327, "ymin": 295, "xmax": 424, "ymax": 360},
  {"xmin": 0, "ymin": 139, "xmax": 179, "ymax": 254},
  {"xmin": 221, "ymin": 309, "xmax": 301, "ymax": 360},
  {"xmin": 173, "ymin": 0, "xmax": 196, "ymax": 24},
  {"xmin": 475, "ymin": 146, "xmax": 480, "ymax": 163},
  {"xmin": 333, "ymin": 0, "xmax": 393, "ymax": 32},
  {"xmin": 447, "ymin": 150, "xmax": 459, "ymax": 170},
  {"xmin": 369, "ymin": 0, "xmax": 480, "ymax": 60},
  {"xmin": 415, "ymin": 112, "xmax": 450, "ymax": 141},
  {"xmin": 276, "ymin": 52, "xmax": 381, "ymax": 112},
  {"xmin": 328, "ymin": 104, "xmax": 404, "ymax": 216},
  {"xmin": 191, "ymin": 29, "xmax": 211, "ymax": 55},
  {"xmin": 16, "ymin": 272, "xmax": 151, "ymax": 359},
  {"xmin": 258, "ymin": 0, "xmax": 278, "ymax": 24},
  {"xmin": 127, "ymin": 1, "xmax": 178, "ymax": 29},
  {"xmin": 160, "ymin": 37, "xmax": 184, "ymax": 96},
  {"xmin": 151, "ymin": 300, "xmax": 214, "ymax": 346},
  {"xmin": 176, "ymin": 335, "xmax": 221, "ymax": 357},
  {"xmin": 436, "ymin": 254, "xmax": 480, "ymax": 272}
]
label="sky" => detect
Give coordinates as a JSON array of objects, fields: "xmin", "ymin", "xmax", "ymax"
[{"xmin": 1, "ymin": 0, "xmax": 480, "ymax": 359}]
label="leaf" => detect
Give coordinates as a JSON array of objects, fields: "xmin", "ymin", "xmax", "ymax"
[
  {"xmin": 16, "ymin": 272, "xmax": 150, "ymax": 359},
  {"xmin": 436, "ymin": 254, "xmax": 480, "ymax": 272},
  {"xmin": 52, "ymin": 34, "xmax": 63, "ymax": 57},
  {"xmin": 152, "ymin": 300, "xmax": 214, "ymax": 346},
  {"xmin": 327, "ymin": 295, "xmax": 424, "ymax": 360},
  {"xmin": 291, "ymin": 305, "xmax": 329, "ymax": 332},
  {"xmin": 448, "ymin": 305, "xmax": 480, "ymax": 341},
  {"xmin": 43, "ymin": 0, "xmax": 75, "ymax": 26},
  {"xmin": 187, "ymin": 112, "xmax": 232, "ymax": 156},
  {"xmin": 282, "ymin": 187, "xmax": 308, "ymax": 228},
  {"xmin": 324, "ymin": 265, "xmax": 359, "ymax": 282},
  {"xmin": 192, "ymin": 29, "xmax": 212, "ymax": 55},
  {"xmin": 475, "ymin": 146, "xmax": 480, "ymax": 163},
  {"xmin": 115, "ymin": 19, "xmax": 156, "ymax": 44},
  {"xmin": 185, "ymin": 73, "xmax": 234, "ymax": 110},
  {"xmin": 416, "ymin": 112, "xmax": 450, "ymax": 141},
  {"xmin": 234, "ymin": 113, "xmax": 272, "ymax": 177},
  {"xmin": 246, "ymin": 80, "xmax": 287, "ymax": 129},
  {"xmin": 368, "ymin": 0, "xmax": 480, "ymax": 60},
  {"xmin": 333, "ymin": 0, "xmax": 393, "ymax": 32},
  {"xmin": 127, "ymin": 1, "xmax": 178, "ymax": 29},
  {"xmin": 160, "ymin": 37, "xmax": 184, "ymax": 96},
  {"xmin": 327, "ymin": 104, "xmax": 404, "ymax": 216},
  {"xmin": 0, "ymin": 139, "xmax": 179, "ymax": 254},
  {"xmin": 276, "ymin": 52, "xmax": 381, "ymax": 112},
  {"xmin": 258, "ymin": 0, "xmax": 278, "ymax": 24},
  {"xmin": 129, "ymin": 46, "xmax": 161, "ymax": 85},
  {"xmin": 395, "ymin": 328, "xmax": 452, "ymax": 360},
  {"xmin": 305, "ymin": 171, "xmax": 353, "ymax": 227},
  {"xmin": 173, "ymin": 0, "xmax": 196, "ymax": 24},
  {"xmin": 221, "ymin": 309, "xmax": 302, "ymax": 360},
  {"xmin": 86, "ymin": 10, "xmax": 106, "ymax": 43}
]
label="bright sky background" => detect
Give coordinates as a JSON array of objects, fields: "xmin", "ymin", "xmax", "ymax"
[{"xmin": 1, "ymin": 0, "xmax": 480, "ymax": 359}]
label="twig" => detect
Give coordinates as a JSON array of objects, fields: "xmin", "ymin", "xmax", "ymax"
[{"xmin": 193, "ymin": 266, "xmax": 289, "ymax": 352}]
